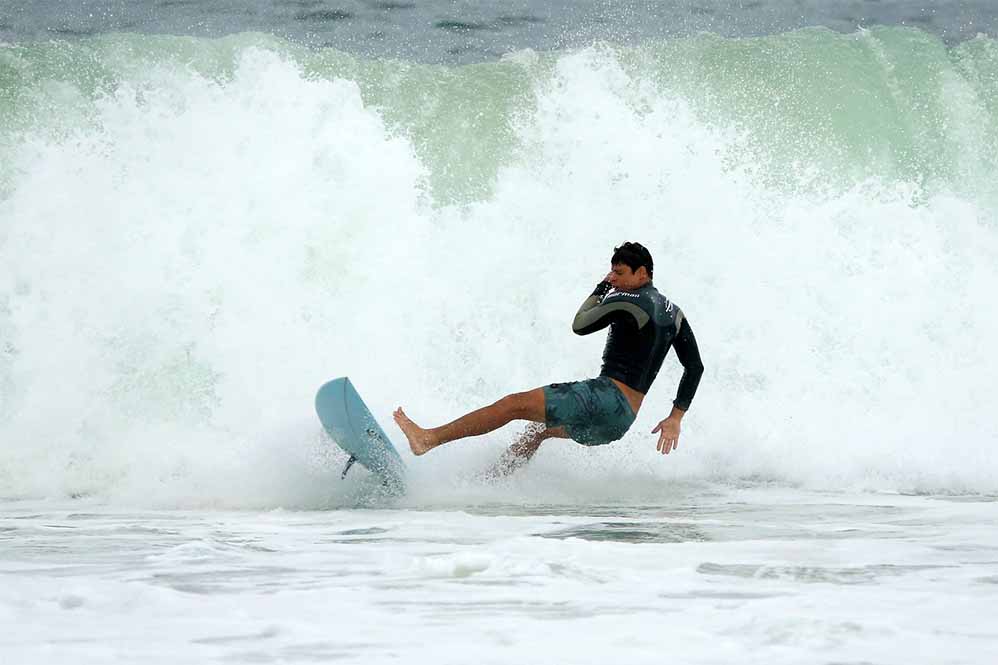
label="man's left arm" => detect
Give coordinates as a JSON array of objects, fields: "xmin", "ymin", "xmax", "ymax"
[{"xmin": 653, "ymin": 317, "xmax": 704, "ymax": 455}]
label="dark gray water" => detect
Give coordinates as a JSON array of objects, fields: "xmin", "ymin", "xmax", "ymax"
[{"xmin": 2, "ymin": 1, "xmax": 996, "ymax": 63}]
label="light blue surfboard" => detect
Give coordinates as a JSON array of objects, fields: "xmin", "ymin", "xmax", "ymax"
[{"xmin": 315, "ymin": 377, "xmax": 406, "ymax": 494}]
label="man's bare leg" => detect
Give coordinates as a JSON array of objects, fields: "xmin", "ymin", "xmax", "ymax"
[
  {"xmin": 394, "ymin": 388, "xmax": 546, "ymax": 456},
  {"xmin": 486, "ymin": 423, "xmax": 569, "ymax": 479}
]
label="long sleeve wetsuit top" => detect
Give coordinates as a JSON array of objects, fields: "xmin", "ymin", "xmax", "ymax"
[{"xmin": 572, "ymin": 281, "xmax": 704, "ymax": 410}]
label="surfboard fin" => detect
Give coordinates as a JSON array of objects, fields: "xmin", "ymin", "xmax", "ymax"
[{"xmin": 341, "ymin": 455, "xmax": 358, "ymax": 479}]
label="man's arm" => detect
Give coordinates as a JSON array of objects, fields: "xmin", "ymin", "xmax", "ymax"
[
  {"xmin": 671, "ymin": 317, "xmax": 704, "ymax": 411},
  {"xmin": 572, "ymin": 280, "xmax": 649, "ymax": 335},
  {"xmin": 653, "ymin": 317, "xmax": 704, "ymax": 455}
]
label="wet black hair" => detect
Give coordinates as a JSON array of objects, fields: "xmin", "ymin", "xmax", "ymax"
[{"xmin": 611, "ymin": 242, "xmax": 653, "ymax": 278}]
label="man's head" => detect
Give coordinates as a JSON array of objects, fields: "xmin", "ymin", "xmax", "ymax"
[{"xmin": 608, "ymin": 242, "xmax": 653, "ymax": 290}]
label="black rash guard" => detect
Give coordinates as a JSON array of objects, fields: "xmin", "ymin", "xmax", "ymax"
[{"xmin": 572, "ymin": 281, "xmax": 704, "ymax": 410}]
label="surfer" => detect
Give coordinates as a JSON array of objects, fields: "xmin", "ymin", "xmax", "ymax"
[{"xmin": 393, "ymin": 242, "xmax": 704, "ymax": 473}]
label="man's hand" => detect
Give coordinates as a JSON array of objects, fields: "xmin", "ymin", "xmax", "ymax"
[
  {"xmin": 592, "ymin": 275, "xmax": 614, "ymax": 299},
  {"xmin": 652, "ymin": 411, "xmax": 683, "ymax": 455}
]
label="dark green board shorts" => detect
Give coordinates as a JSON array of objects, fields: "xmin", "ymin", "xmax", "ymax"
[{"xmin": 542, "ymin": 377, "xmax": 637, "ymax": 446}]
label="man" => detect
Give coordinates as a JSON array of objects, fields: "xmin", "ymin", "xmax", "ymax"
[{"xmin": 393, "ymin": 242, "xmax": 704, "ymax": 473}]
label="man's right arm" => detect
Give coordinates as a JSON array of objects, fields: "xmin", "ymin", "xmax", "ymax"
[
  {"xmin": 572, "ymin": 281, "xmax": 649, "ymax": 335},
  {"xmin": 571, "ymin": 281, "xmax": 614, "ymax": 335}
]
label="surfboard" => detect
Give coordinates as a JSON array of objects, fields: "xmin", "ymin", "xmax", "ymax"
[{"xmin": 314, "ymin": 377, "xmax": 406, "ymax": 494}]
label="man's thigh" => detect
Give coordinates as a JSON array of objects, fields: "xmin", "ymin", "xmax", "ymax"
[{"xmin": 506, "ymin": 387, "xmax": 547, "ymax": 423}]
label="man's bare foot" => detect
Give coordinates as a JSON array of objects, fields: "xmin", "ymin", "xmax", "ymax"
[{"xmin": 393, "ymin": 407, "xmax": 436, "ymax": 455}]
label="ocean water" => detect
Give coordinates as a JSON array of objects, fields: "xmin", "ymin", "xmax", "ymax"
[
  {"xmin": 2, "ymin": 2, "xmax": 998, "ymax": 663},
  {"xmin": 4, "ymin": 490, "xmax": 998, "ymax": 663}
]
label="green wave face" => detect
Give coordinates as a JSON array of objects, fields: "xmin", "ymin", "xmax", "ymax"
[
  {"xmin": 2, "ymin": 27, "xmax": 997, "ymax": 203},
  {"xmin": 628, "ymin": 27, "xmax": 998, "ymax": 195}
]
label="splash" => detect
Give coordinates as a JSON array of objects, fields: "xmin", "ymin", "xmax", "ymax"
[{"xmin": 1, "ymin": 29, "xmax": 996, "ymax": 505}]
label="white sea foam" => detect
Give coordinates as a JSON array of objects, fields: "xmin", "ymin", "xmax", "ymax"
[
  {"xmin": 1, "ymin": 39, "xmax": 997, "ymax": 506},
  {"xmin": 2, "ymin": 491, "xmax": 997, "ymax": 663}
]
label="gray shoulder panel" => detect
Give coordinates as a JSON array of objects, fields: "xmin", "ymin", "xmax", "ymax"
[{"xmin": 573, "ymin": 297, "xmax": 650, "ymax": 332}]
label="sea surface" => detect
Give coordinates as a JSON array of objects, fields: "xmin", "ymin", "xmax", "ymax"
[
  {"xmin": 2, "ymin": 1, "xmax": 998, "ymax": 663},
  {"xmin": 3, "ymin": 0, "xmax": 998, "ymax": 63},
  {"xmin": 4, "ymin": 489, "xmax": 998, "ymax": 663}
]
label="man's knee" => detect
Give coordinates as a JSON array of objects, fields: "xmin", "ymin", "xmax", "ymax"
[{"xmin": 525, "ymin": 421, "xmax": 547, "ymax": 438}]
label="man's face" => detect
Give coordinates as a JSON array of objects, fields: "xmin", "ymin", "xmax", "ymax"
[{"xmin": 608, "ymin": 263, "xmax": 647, "ymax": 291}]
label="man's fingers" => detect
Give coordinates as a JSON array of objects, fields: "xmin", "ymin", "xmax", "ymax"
[{"xmin": 655, "ymin": 427, "xmax": 681, "ymax": 456}]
